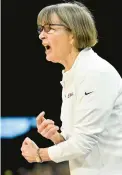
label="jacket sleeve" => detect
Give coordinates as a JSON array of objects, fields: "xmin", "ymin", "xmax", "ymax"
[{"xmin": 48, "ymin": 71, "xmax": 119, "ymax": 163}]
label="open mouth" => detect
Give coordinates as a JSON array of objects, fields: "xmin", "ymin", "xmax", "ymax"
[
  {"xmin": 46, "ymin": 45, "xmax": 50, "ymax": 50},
  {"xmin": 45, "ymin": 45, "xmax": 51, "ymax": 51}
]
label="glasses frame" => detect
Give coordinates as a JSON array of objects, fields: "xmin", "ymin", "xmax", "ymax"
[{"xmin": 37, "ymin": 23, "xmax": 70, "ymax": 34}]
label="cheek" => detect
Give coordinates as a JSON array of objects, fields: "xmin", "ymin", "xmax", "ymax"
[
  {"xmin": 53, "ymin": 38, "xmax": 71, "ymax": 54},
  {"xmin": 48, "ymin": 33, "xmax": 71, "ymax": 62}
]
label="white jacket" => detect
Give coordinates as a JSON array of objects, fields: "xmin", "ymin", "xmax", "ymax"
[{"xmin": 48, "ymin": 48, "xmax": 122, "ymax": 175}]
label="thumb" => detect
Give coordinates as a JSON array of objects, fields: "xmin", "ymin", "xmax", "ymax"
[
  {"xmin": 36, "ymin": 111, "xmax": 46, "ymax": 126},
  {"xmin": 41, "ymin": 116, "xmax": 45, "ymax": 122},
  {"xmin": 24, "ymin": 137, "xmax": 32, "ymax": 145}
]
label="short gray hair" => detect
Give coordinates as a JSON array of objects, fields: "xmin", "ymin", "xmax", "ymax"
[{"xmin": 37, "ymin": 1, "xmax": 98, "ymax": 50}]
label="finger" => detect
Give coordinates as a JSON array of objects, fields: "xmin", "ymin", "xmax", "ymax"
[
  {"xmin": 22, "ymin": 137, "xmax": 31, "ymax": 146},
  {"xmin": 20, "ymin": 146, "xmax": 25, "ymax": 152},
  {"xmin": 21, "ymin": 140, "xmax": 28, "ymax": 148},
  {"xmin": 24, "ymin": 137, "xmax": 32, "ymax": 145},
  {"xmin": 22, "ymin": 154, "xmax": 32, "ymax": 163},
  {"xmin": 40, "ymin": 124, "xmax": 54, "ymax": 135},
  {"xmin": 37, "ymin": 120, "xmax": 54, "ymax": 133},
  {"xmin": 36, "ymin": 111, "xmax": 46, "ymax": 126},
  {"xmin": 44, "ymin": 126, "xmax": 59, "ymax": 139},
  {"xmin": 22, "ymin": 152, "xmax": 28, "ymax": 157},
  {"xmin": 21, "ymin": 142, "xmax": 27, "ymax": 149},
  {"xmin": 21, "ymin": 144, "xmax": 29, "ymax": 152},
  {"xmin": 27, "ymin": 160, "xmax": 33, "ymax": 163},
  {"xmin": 41, "ymin": 124, "xmax": 58, "ymax": 136},
  {"xmin": 26, "ymin": 158, "xmax": 33, "ymax": 163}
]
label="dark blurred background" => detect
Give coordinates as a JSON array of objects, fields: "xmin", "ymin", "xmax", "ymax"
[{"xmin": 1, "ymin": 0, "xmax": 122, "ymax": 174}]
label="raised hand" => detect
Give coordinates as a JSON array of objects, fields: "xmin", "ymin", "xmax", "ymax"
[{"xmin": 36, "ymin": 111, "xmax": 59, "ymax": 140}]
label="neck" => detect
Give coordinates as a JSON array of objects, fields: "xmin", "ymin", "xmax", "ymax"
[{"xmin": 60, "ymin": 50, "xmax": 80, "ymax": 72}]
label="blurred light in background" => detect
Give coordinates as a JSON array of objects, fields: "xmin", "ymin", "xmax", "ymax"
[{"xmin": 0, "ymin": 117, "xmax": 36, "ymax": 139}]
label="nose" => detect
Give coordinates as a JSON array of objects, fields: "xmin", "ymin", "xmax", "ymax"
[{"xmin": 39, "ymin": 30, "xmax": 47, "ymax": 40}]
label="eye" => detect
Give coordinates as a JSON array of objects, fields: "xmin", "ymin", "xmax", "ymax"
[
  {"xmin": 48, "ymin": 28, "xmax": 56, "ymax": 34},
  {"xmin": 45, "ymin": 25, "xmax": 56, "ymax": 33},
  {"xmin": 44, "ymin": 25, "xmax": 50, "ymax": 32},
  {"xmin": 47, "ymin": 27, "xmax": 55, "ymax": 33}
]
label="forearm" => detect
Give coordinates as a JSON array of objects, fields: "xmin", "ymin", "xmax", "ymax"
[
  {"xmin": 38, "ymin": 132, "xmax": 96, "ymax": 163},
  {"xmin": 36, "ymin": 133, "xmax": 65, "ymax": 162},
  {"xmin": 36, "ymin": 133, "xmax": 65, "ymax": 163},
  {"xmin": 48, "ymin": 132, "xmax": 98, "ymax": 163},
  {"xmin": 50, "ymin": 132, "xmax": 65, "ymax": 144}
]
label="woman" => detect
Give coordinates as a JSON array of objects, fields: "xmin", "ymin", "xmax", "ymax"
[{"xmin": 21, "ymin": 1, "xmax": 122, "ymax": 175}]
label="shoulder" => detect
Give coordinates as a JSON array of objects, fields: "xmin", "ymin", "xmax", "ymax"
[{"xmin": 74, "ymin": 48, "xmax": 121, "ymax": 84}]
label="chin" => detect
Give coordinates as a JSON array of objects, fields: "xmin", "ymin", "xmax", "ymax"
[{"xmin": 46, "ymin": 56, "xmax": 59, "ymax": 63}]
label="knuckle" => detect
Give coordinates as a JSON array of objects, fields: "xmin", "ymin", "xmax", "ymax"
[
  {"xmin": 41, "ymin": 130, "xmax": 47, "ymax": 136},
  {"xmin": 41, "ymin": 132, "xmax": 45, "ymax": 136},
  {"xmin": 38, "ymin": 126, "xmax": 43, "ymax": 132},
  {"xmin": 44, "ymin": 128, "xmax": 48, "ymax": 133},
  {"xmin": 56, "ymin": 126, "xmax": 59, "ymax": 130},
  {"xmin": 47, "ymin": 119, "xmax": 54, "ymax": 124},
  {"xmin": 43, "ymin": 120, "xmax": 48, "ymax": 125},
  {"xmin": 38, "ymin": 128, "xmax": 42, "ymax": 133},
  {"xmin": 47, "ymin": 124, "xmax": 53, "ymax": 130}
]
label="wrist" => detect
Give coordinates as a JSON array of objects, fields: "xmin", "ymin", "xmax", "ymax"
[
  {"xmin": 37, "ymin": 148, "xmax": 51, "ymax": 162},
  {"xmin": 50, "ymin": 132, "xmax": 60, "ymax": 144},
  {"xmin": 36, "ymin": 148, "xmax": 43, "ymax": 163},
  {"xmin": 51, "ymin": 132, "xmax": 65, "ymax": 144}
]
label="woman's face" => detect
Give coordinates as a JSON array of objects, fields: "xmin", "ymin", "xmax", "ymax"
[{"xmin": 39, "ymin": 13, "xmax": 75, "ymax": 63}]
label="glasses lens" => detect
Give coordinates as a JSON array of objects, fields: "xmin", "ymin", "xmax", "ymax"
[
  {"xmin": 37, "ymin": 25, "xmax": 51, "ymax": 34},
  {"xmin": 44, "ymin": 25, "xmax": 51, "ymax": 33}
]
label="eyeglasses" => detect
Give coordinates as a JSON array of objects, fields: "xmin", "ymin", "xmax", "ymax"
[{"xmin": 37, "ymin": 24, "xmax": 70, "ymax": 34}]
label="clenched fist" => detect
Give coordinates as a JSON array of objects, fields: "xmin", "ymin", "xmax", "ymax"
[
  {"xmin": 21, "ymin": 137, "xmax": 39, "ymax": 163},
  {"xmin": 36, "ymin": 111, "xmax": 59, "ymax": 141}
]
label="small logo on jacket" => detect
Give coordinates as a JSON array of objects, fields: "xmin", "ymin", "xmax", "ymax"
[
  {"xmin": 67, "ymin": 92, "xmax": 74, "ymax": 98},
  {"xmin": 85, "ymin": 91, "xmax": 93, "ymax": 95}
]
